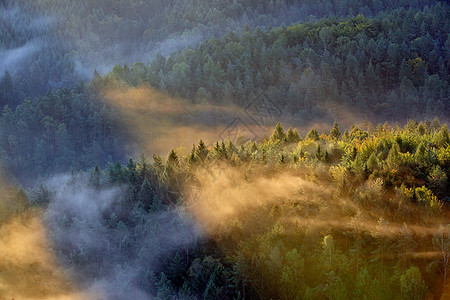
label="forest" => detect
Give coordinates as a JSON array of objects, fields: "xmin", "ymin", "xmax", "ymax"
[
  {"xmin": 0, "ymin": 0, "xmax": 449, "ymax": 299},
  {"xmin": 2, "ymin": 120, "xmax": 449, "ymax": 299}
]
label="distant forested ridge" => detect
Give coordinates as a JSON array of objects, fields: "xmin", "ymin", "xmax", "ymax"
[
  {"xmin": 0, "ymin": 0, "xmax": 442, "ymax": 98},
  {"xmin": 107, "ymin": 2, "xmax": 449, "ymax": 122}
]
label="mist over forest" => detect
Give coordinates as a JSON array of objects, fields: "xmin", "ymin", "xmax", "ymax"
[{"xmin": 0, "ymin": 1, "xmax": 449, "ymax": 299}]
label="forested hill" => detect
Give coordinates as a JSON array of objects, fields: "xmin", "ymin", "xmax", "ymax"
[
  {"xmin": 7, "ymin": 120, "xmax": 450, "ymax": 299},
  {"xmin": 0, "ymin": 0, "xmax": 442, "ymax": 99},
  {"xmin": 107, "ymin": 2, "xmax": 449, "ymax": 123},
  {"xmin": 0, "ymin": 2, "xmax": 449, "ymax": 181},
  {"xmin": 0, "ymin": 2, "xmax": 450, "ymax": 299}
]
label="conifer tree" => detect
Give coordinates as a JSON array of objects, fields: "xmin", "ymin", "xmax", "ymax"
[
  {"xmin": 196, "ymin": 140, "xmax": 209, "ymax": 161},
  {"xmin": 157, "ymin": 273, "xmax": 174, "ymax": 300},
  {"xmin": 189, "ymin": 144, "xmax": 199, "ymax": 165},
  {"xmin": 138, "ymin": 179, "xmax": 155, "ymax": 208},
  {"xmin": 167, "ymin": 149, "xmax": 179, "ymax": 166},
  {"xmin": 386, "ymin": 142, "xmax": 402, "ymax": 169},
  {"xmin": 270, "ymin": 122, "xmax": 286, "ymax": 142},
  {"xmin": 307, "ymin": 129, "xmax": 320, "ymax": 141},
  {"xmin": 367, "ymin": 152, "xmax": 379, "ymax": 172},
  {"xmin": 89, "ymin": 165, "xmax": 101, "ymax": 188},
  {"xmin": 286, "ymin": 127, "xmax": 301, "ymax": 143},
  {"xmin": 400, "ymin": 266, "xmax": 427, "ymax": 300},
  {"xmin": 330, "ymin": 121, "xmax": 341, "ymax": 140}
]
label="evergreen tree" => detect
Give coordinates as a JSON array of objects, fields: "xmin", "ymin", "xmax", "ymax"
[
  {"xmin": 330, "ymin": 121, "xmax": 341, "ymax": 140},
  {"xmin": 286, "ymin": 127, "xmax": 301, "ymax": 143},
  {"xmin": 367, "ymin": 152, "xmax": 379, "ymax": 172},
  {"xmin": 167, "ymin": 149, "xmax": 179, "ymax": 166},
  {"xmin": 397, "ymin": 223, "xmax": 418, "ymax": 272},
  {"xmin": 270, "ymin": 122, "xmax": 286, "ymax": 143},
  {"xmin": 138, "ymin": 179, "xmax": 155, "ymax": 210},
  {"xmin": 307, "ymin": 129, "xmax": 320, "ymax": 141},
  {"xmin": 400, "ymin": 266, "xmax": 427, "ymax": 300},
  {"xmin": 89, "ymin": 165, "xmax": 101, "ymax": 188},
  {"xmin": 386, "ymin": 142, "xmax": 402, "ymax": 169},
  {"xmin": 156, "ymin": 273, "xmax": 174, "ymax": 300},
  {"xmin": 196, "ymin": 140, "xmax": 209, "ymax": 162},
  {"xmin": 189, "ymin": 144, "xmax": 199, "ymax": 165}
]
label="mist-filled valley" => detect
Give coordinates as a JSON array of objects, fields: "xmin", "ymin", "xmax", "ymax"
[{"xmin": 0, "ymin": 1, "xmax": 449, "ymax": 299}]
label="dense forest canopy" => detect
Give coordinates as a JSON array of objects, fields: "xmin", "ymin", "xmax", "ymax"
[
  {"xmin": 1, "ymin": 2, "xmax": 448, "ymax": 181},
  {"xmin": 2, "ymin": 120, "xmax": 450, "ymax": 299},
  {"xmin": 0, "ymin": 0, "xmax": 443, "ymax": 97},
  {"xmin": 0, "ymin": 0, "xmax": 449, "ymax": 299},
  {"xmin": 110, "ymin": 3, "xmax": 449, "ymax": 122}
]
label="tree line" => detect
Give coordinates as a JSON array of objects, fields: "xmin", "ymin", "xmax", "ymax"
[{"xmin": 0, "ymin": 0, "xmax": 441, "ymax": 98}]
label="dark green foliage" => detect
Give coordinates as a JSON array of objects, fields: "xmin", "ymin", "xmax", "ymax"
[
  {"xmin": 101, "ymin": 3, "xmax": 449, "ymax": 122},
  {"xmin": 188, "ymin": 145, "xmax": 199, "ymax": 165},
  {"xmin": 4, "ymin": 0, "xmax": 429, "ymax": 100},
  {"xmin": 0, "ymin": 84, "xmax": 127, "ymax": 180},
  {"xmin": 196, "ymin": 140, "xmax": 209, "ymax": 162},
  {"xmin": 24, "ymin": 119, "xmax": 449, "ymax": 300},
  {"xmin": 331, "ymin": 121, "xmax": 341, "ymax": 140},
  {"xmin": 286, "ymin": 127, "xmax": 301, "ymax": 144},
  {"xmin": 138, "ymin": 179, "xmax": 157, "ymax": 211},
  {"xmin": 1, "ymin": 2, "xmax": 449, "ymax": 182},
  {"xmin": 88, "ymin": 165, "xmax": 101, "ymax": 188},
  {"xmin": 367, "ymin": 152, "xmax": 379, "ymax": 172},
  {"xmin": 167, "ymin": 149, "xmax": 179, "ymax": 166},
  {"xmin": 270, "ymin": 122, "xmax": 286, "ymax": 143},
  {"xmin": 307, "ymin": 129, "xmax": 320, "ymax": 140},
  {"xmin": 157, "ymin": 273, "xmax": 174, "ymax": 300},
  {"xmin": 400, "ymin": 266, "xmax": 428, "ymax": 300},
  {"xmin": 315, "ymin": 144, "xmax": 323, "ymax": 160}
]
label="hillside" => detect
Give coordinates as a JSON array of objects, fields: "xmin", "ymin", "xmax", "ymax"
[
  {"xmin": 4, "ymin": 120, "xmax": 449, "ymax": 299},
  {"xmin": 0, "ymin": 1, "xmax": 449, "ymax": 299},
  {"xmin": 0, "ymin": 0, "xmax": 442, "ymax": 97}
]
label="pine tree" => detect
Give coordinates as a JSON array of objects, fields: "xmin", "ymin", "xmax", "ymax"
[
  {"xmin": 414, "ymin": 142, "xmax": 430, "ymax": 167},
  {"xmin": 0, "ymin": 71, "xmax": 16, "ymax": 107},
  {"xmin": 397, "ymin": 223, "xmax": 418, "ymax": 272},
  {"xmin": 316, "ymin": 144, "xmax": 323, "ymax": 161},
  {"xmin": 204, "ymin": 276, "xmax": 218, "ymax": 300},
  {"xmin": 330, "ymin": 121, "xmax": 341, "ymax": 140},
  {"xmin": 189, "ymin": 144, "xmax": 199, "ymax": 165},
  {"xmin": 89, "ymin": 165, "xmax": 101, "ymax": 188},
  {"xmin": 436, "ymin": 124, "xmax": 450, "ymax": 146},
  {"xmin": 167, "ymin": 252, "xmax": 187, "ymax": 287},
  {"xmin": 156, "ymin": 273, "xmax": 174, "ymax": 300},
  {"xmin": 137, "ymin": 153, "xmax": 151, "ymax": 180},
  {"xmin": 138, "ymin": 179, "xmax": 155, "ymax": 209},
  {"xmin": 270, "ymin": 122, "xmax": 286, "ymax": 142},
  {"xmin": 286, "ymin": 127, "xmax": 301, "ymax": 143},
  {"xmin": 307, "ymin": 129, "xmax": 320, "ymax": 141},
  {"xmin": 400, "ymin": 266, "xmax": 427, "ymax": 300},
  {"xmin": 179, "ymin": 281, "xmax": 192, "ymax": 299},
  {"xmin": 196, "ymin": 140, "xmax": 209, "ymax": 161},
  {"xmin": 167, "ymin": 149, "xmax": 179, "ymax": 166},
  {"xmin": 126, "ymin": 158, "xmax": 139, "ymax": 187},
  {"xmin": 386, "ymin": 142, "xmax": 402, "ymax": 169},
  {"xmin": 367, "ymin": 152, "xmax": 379, "ymax": 172}
]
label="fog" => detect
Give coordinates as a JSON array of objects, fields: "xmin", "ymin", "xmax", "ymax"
[
  {"xmin": 0, "ymin": 41, "xmax": 41, "ymax": 76},
  {"xmin": 42, "ymin": 174, "xmax": 201, "ymax": 300},
  {"xmin": 0, "ymin": 1, "xmax": 448, "ymax": 298}
]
